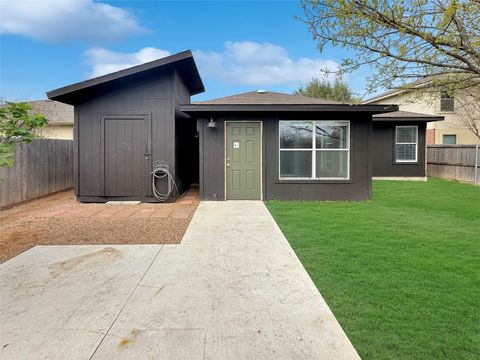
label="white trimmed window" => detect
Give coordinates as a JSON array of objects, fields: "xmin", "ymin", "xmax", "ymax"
[
  {"xmin": 395, "ymin": 126, "xmax": 418, "ymax": 162},
  {"xmin": 279, "ymin": 120, "xmax": 350, "ymax": 180}
]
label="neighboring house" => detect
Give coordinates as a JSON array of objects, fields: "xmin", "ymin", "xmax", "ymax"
[
  {"xmin": 47, "ymin": 50, "xmax": 442, "ymax": 202},
  {"xmin": 28, "ymin": 100, "xmax": 74, "ymax": 139},
  {"xmin": 364, "ymin": 86, "xmax": 480, "ymax": 145}
]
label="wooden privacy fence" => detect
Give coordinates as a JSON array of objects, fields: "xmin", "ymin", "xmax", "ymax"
[
  {"xmin": 0, "ymin": 139, "xmax": 73, "ymax": 208},
  {"xmin": 427, "ymin": 145, "xmax": 480, "ymax": 185}
]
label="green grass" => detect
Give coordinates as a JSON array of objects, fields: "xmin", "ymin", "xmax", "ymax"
[{"xmin": 266, "ymin": 178, "xmax": 480, "ymax": 360}]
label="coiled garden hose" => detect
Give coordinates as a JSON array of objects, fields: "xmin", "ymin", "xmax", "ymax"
[{"xmin": 151, "ymin": 161, "xmax": 178, "ymax": 202}]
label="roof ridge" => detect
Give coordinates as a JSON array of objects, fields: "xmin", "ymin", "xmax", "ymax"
[
  {"xmin": 194, "ymin": 90, "xmax": 346, "ymax": 105},
  {"xmin": 47, "ymin": 50, "xmax": 205, "ymax": 103}
]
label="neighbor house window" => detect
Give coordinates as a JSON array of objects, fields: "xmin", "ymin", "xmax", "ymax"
[
  {"xmin": 279, "ymin": 121, "xmax": 350, "ymax": 180},
  {"xmin": 443, "ymin": 134, "xmax": 457, "ymax": 144},
  {"xmin": 395, "ymin": 126, "xmax": 418, "ymax": 162},
  {"xmin": 440, "ymin": 91, "xmax": 455, "ymax": 112}
]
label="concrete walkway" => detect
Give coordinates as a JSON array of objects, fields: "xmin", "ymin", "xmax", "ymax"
[{"xmin": 1, "ymin": 201, "xmax": 359, "ymax": 359}]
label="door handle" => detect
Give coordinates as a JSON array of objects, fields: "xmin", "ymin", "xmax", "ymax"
[
  {"xmin": 144, "ymin": 145, "xmax": 151, "ymax": 160},
  {"xmin": 227, "ymin": 163, "xmax": 230, "ymax": 167}
]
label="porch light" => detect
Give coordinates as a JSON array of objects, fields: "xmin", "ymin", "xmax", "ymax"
[{"xmin": 207, "ymin": 117, "xmax": 217, "ymax": 128}]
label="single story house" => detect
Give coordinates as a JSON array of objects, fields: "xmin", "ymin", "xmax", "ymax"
[{"xmin": 47, "ymin": 50, "xmax": 442, "ymax": 202}]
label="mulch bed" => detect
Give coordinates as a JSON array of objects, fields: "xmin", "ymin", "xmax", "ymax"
[{"xmin": 0, "ymin": 190, "xmax": 198, "ymax": 263}]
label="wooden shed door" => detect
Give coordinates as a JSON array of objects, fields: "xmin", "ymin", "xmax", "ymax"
[
  {"xmin": 102, "ymin": 115, "xmax": 151, "ymax": 197},
  {"xmin": 226, "ymin": 122, "xmax": 262, "ymax": 200}
]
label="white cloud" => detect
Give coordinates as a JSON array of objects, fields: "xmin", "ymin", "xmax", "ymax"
[
  {"xmin": 84, "ymin": 41, "xmax": 339, "ymax": 86},
  {"xmin": 0, "ymin": 0, "xmax": 146, "ymax": 43},
  {"xmin": 85, "ymin": 47, "xmax": 171, "ymax": 77},
  {"xmin": 194, "ymin": 41, "xmax": 339, "ymax": 86}
]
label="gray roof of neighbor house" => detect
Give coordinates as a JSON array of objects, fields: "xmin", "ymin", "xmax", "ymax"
[
  {"xmin": 363, "ymin": 89, "xmax": 402, "ymax": 104},
  {"xmin": 363, "ymin": 77, "xmax": 439, "ymax": 104},
  {"xmin": 47, "ymin": 50, "xmax": 204, "ymax": 105},
  {"xmin": 182, "ymin": 90, "xmax": 398, "ymax": 114},
  {"xmin": 373, "ymin": 110, "xmax": 443, "ymax": 122},
  {"xmin": 28, "ymin": 100, "xmax": 73, "ymax": 125}
]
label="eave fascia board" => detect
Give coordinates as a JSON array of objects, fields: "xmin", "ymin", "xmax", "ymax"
[{"xmin": 180, "ymin": 104, "xmax": 399, "ymax": 114}]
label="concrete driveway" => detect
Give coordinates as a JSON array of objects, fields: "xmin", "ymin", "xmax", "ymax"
[{"xmin": 1, "ymin": 201, "xmax": 359, "ymax": 359}]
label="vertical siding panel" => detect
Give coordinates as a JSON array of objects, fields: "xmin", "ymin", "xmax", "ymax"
[
  {"xmin": 218, "ymin": 120, "xmax": 225, "ymax": 200},
  {"xmin": 73, "ymin": 110, "xmax": 79, "ymax": 195},
  {"xmin": 198, "ymin": 119, "xmax": 204, "ymax": 199},
  {"xmin": 372, "ymin": 121, "xmax": 427, "ymax": 177},
  {"xmin": 73, "ymin": 71, "xmax": 190, "ymax": 202}
]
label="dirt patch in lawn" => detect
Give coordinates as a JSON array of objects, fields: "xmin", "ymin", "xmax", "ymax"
[{"xmin": 0, "ymin": 189, "xmax": 198, "ymax": 263}]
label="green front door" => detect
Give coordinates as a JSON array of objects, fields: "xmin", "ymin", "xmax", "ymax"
[{"xmin": 226, "ymin": 122, "xmax": 262, "ymax": 200}]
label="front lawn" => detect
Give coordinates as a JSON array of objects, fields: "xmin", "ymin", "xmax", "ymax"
[{"xmin": 266, "ymin": 178, "xmax": 479, "ymax": 360}]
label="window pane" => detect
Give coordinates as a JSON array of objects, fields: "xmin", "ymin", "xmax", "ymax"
[
  {"xmin": 441, "ymin": 91, "xmax": 455, "ymax": 112},
  {"xmin": 396, "ymin": 127, "xmax": 417, "ymax": 143},
  {"xmin": 315, "ymin": 122, "xmax": 348, "ymax": 149},
  {"xmin": 316, "ymin": 151, "xmax": 348, "ymax": 178},
  {"xmin": 396, "ymin": 144, "xmax": 416, "ymax": 161},
  {"xmin": 443, "ymin": 135, "xmax": 457, "ymax": 144},
  {"xmin": 280, "ymin": 151, "xmax": 312, "ymax": 178},
  {"xmin": 441, "ymin": 98, "xmax": 454, "ymax": 112},
  {"xmin": 280, "ymin": 121, "xmax": 313, "ymax": 149}
]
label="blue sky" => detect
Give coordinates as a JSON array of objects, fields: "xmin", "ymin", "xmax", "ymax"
[{"xmin": 1, "ymin": 0, "xmax": 372, "ymax": 102}]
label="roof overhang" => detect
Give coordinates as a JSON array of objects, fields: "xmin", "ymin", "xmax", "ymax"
[
  {"xmin": 180, "ymin": 103, "xmax": 399, "ymax": 115},
  {"xmin": 363, "ymin": 90, "xmax": 402, "ymax": 104},
  {"xmin": 363, "ymin": 79, "xmax": 436, "ymax": 104},
  {"xmin": 47, "ymin": 50, "xmax": 205, "ymax": 105},
  {"xmin": 373, "ymin": 115, "xmax": 444, "ymax": 122}
]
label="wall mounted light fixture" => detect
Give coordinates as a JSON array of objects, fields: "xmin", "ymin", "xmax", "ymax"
[{"xmin": 207, "ymin": 116, "xmax": 217, "ymax": 128}]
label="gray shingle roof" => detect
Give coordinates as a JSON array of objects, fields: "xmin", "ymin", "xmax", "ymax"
[
  {"xmin": 194, "ymin": 91, "xmax": 346, "ymax": 105},
  {"xmin": 28, "ymin": 100, "xmax": 73, "ymax": 125},
  {"xmin": 363, "ymin": 77, "xmax": 438, "ymax": 104},
  {"xmin": 373, "ymin": 110, "xmax": 443, "ymax": 122}
]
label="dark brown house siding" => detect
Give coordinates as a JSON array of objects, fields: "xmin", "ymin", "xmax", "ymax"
[
  {"xmin": 75, "ymin": 71, "xmax": 187, "ymax": 202},
  {"xmin": 198, "ymin": 117, "xmax": 226, "ymax": 201},
  {"xmin": 198, "ymin": 114, "xmax": 373, "ymax": 201},
  {"xmin": 372, "ymin": 122, "xmax": 426, "ymax": 177},
  {"xmin": 174, "ymin": 69, "xmax": 198, "ymax": 194}
]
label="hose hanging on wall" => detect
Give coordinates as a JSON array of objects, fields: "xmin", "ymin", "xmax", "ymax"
[{"xmin": 152, "ymin": 160, "xmax": 178, "ymax": 202}]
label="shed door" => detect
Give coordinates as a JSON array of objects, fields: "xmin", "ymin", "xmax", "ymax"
[
  {"xmin": 103, "ymin": 115, "xmax": 151, "ymax": 197},
  {"xmin": 226, "ymin": 122, "xmax": 262, "ymax": 200}
]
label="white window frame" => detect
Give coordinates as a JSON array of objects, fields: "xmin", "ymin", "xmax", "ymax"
[
  {"xmin": 395, "ymin": 125, "xmax": 418, "ymax": 163},
  {"xmin": 278, "ymin": 120, "xmax": 350, "ymax": 180}
]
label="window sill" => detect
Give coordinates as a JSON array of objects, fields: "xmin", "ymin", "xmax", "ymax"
[
  {"xmin": 438, "ymin": 110, "xmax": 455, "ymax": 114},
  {"xmin": 276, "ymin": 179, "xmax": 353, "ymax": 184},
  {"xmin": 393, "ymin": 161, "xmax": 419, "ymax": 165}
]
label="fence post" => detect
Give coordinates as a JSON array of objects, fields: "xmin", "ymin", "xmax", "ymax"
[{"xmin": 475, "ymin": 144, "xmax": 479, "ymax": 186}]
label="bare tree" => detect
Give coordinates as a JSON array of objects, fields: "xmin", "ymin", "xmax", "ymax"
[
  {"xmin": 301, "ymin": 0, "xmax": 480, "ymax": 97},
  {"xmin": 454, "ymin": 89, "xmax": 480, "ymax": 141}
]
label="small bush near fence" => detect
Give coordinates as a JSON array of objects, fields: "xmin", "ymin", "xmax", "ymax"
[
  {"xmin": 427, "ymin": 145, "xmax": 480, "ymax": 185},
  {"xmin": 0, "ymin": 139, "xmax": 73, "ymax": 208}
]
